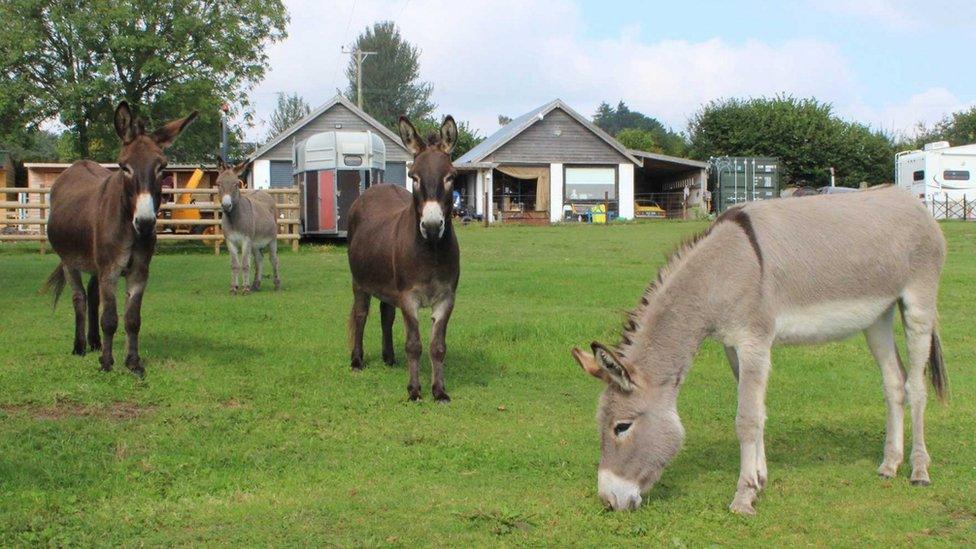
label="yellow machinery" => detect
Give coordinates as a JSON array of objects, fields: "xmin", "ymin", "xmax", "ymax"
[{"xmin": 171, "ymin": 168, "xmax": 205, "ymax": 227}]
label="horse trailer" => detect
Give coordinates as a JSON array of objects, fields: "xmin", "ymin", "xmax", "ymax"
[
  {"xmin": 896, "ymin": 141, "xmax": 976, "ymax": 204},
  {"xmin": 293, "ymin": 131, "xmax": 386, "ymax": 237}
]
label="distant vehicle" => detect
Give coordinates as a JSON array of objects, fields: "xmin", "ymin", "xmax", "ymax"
[
  {"xmin": 818, "ymin": 186, "xmax": 858, "ymax": 194},
  {"xmin": 634, "ymin": 200, "xmax": 667, "ymax": 219},
  {"xmin": 896, "ymin": 141, "xmax": 976, "ymax": 203}
]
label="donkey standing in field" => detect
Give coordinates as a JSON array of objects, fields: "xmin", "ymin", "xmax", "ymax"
[
  {"xmin": 215, "ymin": 157, "xmax": 281, "ymax": 294},
  {"xmin": 346, "ymin": 116, "xmax": 460, "ymax": 401},
  {"xmin": 45, "ymin": 102, "xmax": 197, "ymax": 376},
  {"xmin": 572, "ymin": 186, "xmax": 947, "ymax": 515}
]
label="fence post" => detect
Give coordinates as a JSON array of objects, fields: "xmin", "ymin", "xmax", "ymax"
[
  {"xmin": 483, "ymin": 191, "xmax": 489, "ymax": 228},
  {"xmin": 965, "ymin": 195, "xmax": 969, "ymax": 220},
  {"xmin": 38, "ymin": 190, "xmax": 46, "ymax": 255}
]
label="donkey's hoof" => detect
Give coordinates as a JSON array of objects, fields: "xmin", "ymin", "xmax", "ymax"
[
  {"xmin": 241, "ymin": 287, "xmax": 251, "ymax": 295},
  {"xmin": 729, "ymin": 499, "xmax": 757, "ymax": 516},
  {"xmin": 72, "ymin": 346, "xmax": 86, "ymax": 357},
  {"xmin": 408, "ymin": 387, "xmax": 422, "ymax": 401},
  {"xmin": 88, "ymin": 340, "xmax": 101, "ymax": 352},
  {"xmin": 250, "ymin": 283, "xmax": 260, "ymax": 292},
  {"xmin": 910, "ymin": 478, "xmax": 931, "ymax": 486},
  {"xmin": 274, "ymin": 280, "xmax": 281, "ymax": 291},
  {"xmin": 99, "ymin": 357, "xmax": 114, "ymax": 372},
  {"xmin": 434, "ymin": 392, "xmax": 452, "ymax": 404},
  {"xmin": 382, "ymin": 353, "xmax": 396, "ymax": 366},
  {"xmin": 350, "ymin": 362, "xmax": 364, "ymax": 371},
  {"xmin": 877, "ymin": 462, "xmax": 899, "ymax": 479},
  {"xmin": 230, "ymin": 286, "xmax": 238, "ymax": 295}
]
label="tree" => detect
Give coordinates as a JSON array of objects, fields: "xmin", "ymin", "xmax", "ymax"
[
  {"xmin": 413, "ymin": 117, "xmax": 483, "ymax": 161},
  {"xmin": 615, "ymin": 128, "xmax": 658, "ymax": 153},
  {"xmin": 593, "ymin": 101, "xmax": 687, "ymax": 156},
  {"xmin": 267, "ymin": 92, "xmax": 311, "ymax": 141},
  {"xmin": 688, "ymin": 95, "xmax": 894, "ymax": 187},
  {"xmin": 0, "ymin": 0, "xmax": 288, "ymax": 162},
  {"xmin": 346, "ymin": 21, "xmax": 435, "ymax": 129},
  {"xmin": 498, "ymin": 115, "xmax": 512, "ymax": 126},
  {"xmin": 914, "ymin": 107, "xmax": 976, "ymax": 148}
]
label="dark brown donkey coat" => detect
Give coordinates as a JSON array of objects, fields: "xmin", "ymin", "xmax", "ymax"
[
  {"xmin": 45, "ymin": 102, "xmax": 196, "ymax": 376},
  {"xmin": 346, "ymin": 115, "xmax": 461, "ymax": 401}
]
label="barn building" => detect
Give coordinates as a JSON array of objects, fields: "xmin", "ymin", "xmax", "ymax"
[
  {"xmin": 247, "ymin": 94, "xmax": 411, "ymax": 189},
  {"xmin": 453, "ymin": 99, "xmax": 707, "ymax": 223}
]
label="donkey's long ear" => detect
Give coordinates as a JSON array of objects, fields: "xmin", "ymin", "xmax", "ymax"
[
  {"xmin": 398, "ymin": 116, "xmax": 425, "ymax": 156},
  {"xmin": 151, "ymin": 110, "xmax": 199, "ymax": 149},
  {"xmin": 572, "ymin": 347, "xmax": 606, "ymax": 380},
  {"xmin": 591, "ymin": 342, "xmax": 636, "ymax": 392},
  {"xmin": 232, "ymin": 160, "xmax": 249, "ymax": 177},
  {"xmin": 115, "ymin": 102, "xmax": 136, "ymax": 143},
  {"xmin": 439, "ymin": 116, "xmax": 458, "ymax": 155},
  {"xmin": 216, "ymin": 155, "xmax": 227, "ymax": 170}
]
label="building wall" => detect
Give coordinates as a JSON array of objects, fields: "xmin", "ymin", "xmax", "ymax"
[
  {"xmin": 259, "ymin": 103, "xmax": 411, "ymax": 163},
  {"xmin": 549, "ymin": 163, "xmax": 564, "ymax": 222},
  {"xmin": 618, "ymin": 163, "xmax": 635, "ymax": 219},
  {"xmin": 485, "ymin": 109, "xmax": 631, "ymax": 165}
]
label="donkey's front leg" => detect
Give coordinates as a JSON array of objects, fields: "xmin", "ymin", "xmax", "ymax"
[
  {"xmin": 227, "ymin": 239, "xmax": 241, "ymax": 294},
  {"xmin": 401, "ymin": 300, "xmax": 423, "ymax": 401},
  {"xmin": 97, "ymin": 273, "xmax": 121, "ymax": 372},
  {"xmin": 240, "ymin": 239, "xmax": 253, "ymax": 295},
  {"xmin": 430, "ymin": 296, "xmax": 455, "ymax": 402},
  {"xmin": 730, "ymin": 343, "xmax": 772, "ymax": 515},
  {"xmin": 122, "ymin": 266, "xmax": 149, "ymax": 377}
]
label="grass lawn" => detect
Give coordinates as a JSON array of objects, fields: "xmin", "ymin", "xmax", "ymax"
[{"xmin": 0, "ymin": 221, "xmax": 974, "ymax": 546}]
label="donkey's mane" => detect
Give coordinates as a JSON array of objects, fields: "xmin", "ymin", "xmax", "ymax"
[{"xmin": 617, "ymin": 225, "xmax": 715, "ymax": 350}]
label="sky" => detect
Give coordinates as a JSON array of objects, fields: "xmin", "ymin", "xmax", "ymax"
[{"xmin": 241, "ymin": 0, "xmax": 976, "ymax": 143}]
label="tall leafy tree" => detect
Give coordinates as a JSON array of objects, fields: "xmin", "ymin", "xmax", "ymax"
[
  {"xmin": 267, "ymin": 92, "xmax": 311, "ymax": 141},
  {"xmin": 346, "ymin": 21, "xmax": 435, "ymax": 129},
  {"xmin": 593, "ymin": 101, "xmax": 687, "ymax": 156},
  {"xmin": 0, "ymin": 0, "xmax": 288, "ymax": 162},
  {"xmin": 615, "ymin": 128, "xmax": 657, "ymax": 153},
  {"xmin": 914, "ymin": 107, "xmax": 976, "ymax": 148},
  {"xmin": 688, "ymin": 95, "xmax": 893, "ymax": 187}
]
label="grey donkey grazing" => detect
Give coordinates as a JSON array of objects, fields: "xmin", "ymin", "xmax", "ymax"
[
  {"xmin": 215, "ymin": 158, "xmax": 281, "ymax": 294},
  {"xmin": 572, "ymin": 185, "xmax": 947, "ymax": 515}
]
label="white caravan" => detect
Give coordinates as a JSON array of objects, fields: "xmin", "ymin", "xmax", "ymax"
[{"xmin": 896, "ymin": 141, "xmax": 976, "ymax": 202}]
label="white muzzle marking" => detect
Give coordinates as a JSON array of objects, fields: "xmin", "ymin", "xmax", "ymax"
[
  {"xmin": 133, "ymin": 193, "xmax": 155, "ymax": 231},
  {"xmin": 221, "ymin": 195, "xmax": 233, "ymax": 211},
  {"xmin": 598, "ymin": 469, "xmax": 642, "ymax": 511},
  {"xmin": 420, "ymin": 201, "xmax": 445, "ymax": 240}
]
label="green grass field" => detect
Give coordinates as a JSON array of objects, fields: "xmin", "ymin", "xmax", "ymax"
[{"xmin": 1, "ymin": 221, "xmax": 974, "ymax": 546}]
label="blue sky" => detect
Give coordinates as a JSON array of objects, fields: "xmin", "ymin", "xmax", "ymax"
[{"xmin": 245, "ymin": 0, "xmax": 976, "ymax": 141}]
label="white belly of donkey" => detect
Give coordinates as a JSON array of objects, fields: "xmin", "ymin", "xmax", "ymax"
[{"xmin": 774, "ymin": 298, "xmax": 894, "ymax": 344}]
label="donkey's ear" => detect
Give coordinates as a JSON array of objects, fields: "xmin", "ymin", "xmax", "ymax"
[
  {"xmin": 398, "ymin": 116, "xmax": 425, "ymax": 156},
  {"xmin": 232, "ymin": 160, "xmax": 249, "ymax": 177},
  {"xmin": 216, "ymin": 155, "xmax": 227, "ymax": 170},
  {"xmin": 151, "ymin": 110, "xmax": 199, "ymax": 149},
  {"xmin": 114, "ymin": 102, "xmax": 135, "ymax": 142},
  {"xmin": 572, "ymin": 347, "xmax": 606, "ymax": 381},
  {"xmin": 591, "ymin": 342, "xmax": 635, "ymax": 392},
  {"xmin": 439, "ymin": 116, "xmax": 458, "ymax": 155}
]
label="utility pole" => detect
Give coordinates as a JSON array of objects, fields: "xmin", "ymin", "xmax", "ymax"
[{"xmin": 342, "ymin": 46, "xmax": 377, "ymax": 109}]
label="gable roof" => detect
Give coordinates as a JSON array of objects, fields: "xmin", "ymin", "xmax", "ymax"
[
  {"xmin": 249, "ymin": 94, "xmax": 407, "ymax": 161},
  {"xmin": 456, "ymin": 99, "xmax": 640, "ymax": 166}
]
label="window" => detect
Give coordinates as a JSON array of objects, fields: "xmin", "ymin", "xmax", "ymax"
[
  {"xmin": 913, "ymin": 170, "xmax": 925, "ymax": 182},
  {"xmin": 343, "ymin": 154, "xmax": 363, "ymax": 167},
  {"xmin": 565, "ymin": 167, "xmax": 616, "ymax": 200},
  {"xmin": 943, "ymin": 170, "xmax": 970, "ymax": 181}
]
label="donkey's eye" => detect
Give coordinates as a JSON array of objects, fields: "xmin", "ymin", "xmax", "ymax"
[
  {"xmin": 613, "ymin": 422, "xmax": 633, "ymax": 436},
  {"xmin": 119, "ymin": 163, "xmax": 133, "ymax": 176}
]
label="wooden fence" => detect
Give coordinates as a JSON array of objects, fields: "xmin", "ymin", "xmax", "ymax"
[
  {"xmin": 0, "ymin": 186, "xmax": 301, "ymax": 254},
  {"xmin": 925, "ymin": 196, "xmax": 975, "ymax": 220}
]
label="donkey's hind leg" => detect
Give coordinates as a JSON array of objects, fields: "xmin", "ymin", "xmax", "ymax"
[
  {"xmin": 86, "ymin": 276, "xmax": 101, "ymax": 351},
  {"xmin": 64, "ymin": 267, "xmax": 87, "ymax": 356},
  {"xmin": 349, "ymin": 286, "xmax": 371, "ymax": 370},
  {"xmin": 251, "ymin": 246, "xmax": 264, "ymax": 292},
  {"xmin": 900, "ymin": 289, "xmax": 939, "ymax": 486},
  {"xmin": 865, "ymin": 305, "xmax": 906, "ymax": 479},
  {"xmin": 380, "ymin": 301, "xmax": 397, "ymax": 365},
  {"xmin": 268, "ymin": 238, "xmax": 281, "ymax": 290}
]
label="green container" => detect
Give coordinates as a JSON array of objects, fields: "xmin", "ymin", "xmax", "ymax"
[{"xmin": 708, "ymin": 157, "xmax": 781, "ymax": 213}]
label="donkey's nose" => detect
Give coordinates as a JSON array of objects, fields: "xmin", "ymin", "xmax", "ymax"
[
  {"xmin": 134, "ymin": 217, "xmax": 156, "ymax": 235},
  {"xmin": 598, "ymin": 469, "xmax": 642, "ymax": 511},
  {"xmin": 422, "ymin": 218, "xmax": 445, "ymax": 240}
]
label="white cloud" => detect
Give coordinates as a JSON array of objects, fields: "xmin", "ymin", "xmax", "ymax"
[
  {"xmin": 240, "ymin": 0, "xmax": 967, "ymax": 143},
  {"xmin": 844, "ymin": 88, "xmax": 976, "ymax": 137}
]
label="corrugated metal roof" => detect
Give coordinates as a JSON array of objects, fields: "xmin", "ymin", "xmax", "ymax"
[
  {"xmin": 455, "ymin": 99, "xmax": 640, "ymax": 166},
  {"xmin": 628, "ymin": 149, "xmax": 708, "ymax": 169},
  {"xmin": 249, "ymin": 94, "xmax": 407, "ymax": 161}
]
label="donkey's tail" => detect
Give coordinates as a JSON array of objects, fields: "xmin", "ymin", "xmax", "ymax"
[
  {"xmin": 929, "ymin": 329, "xmax": 948, "ymax": 403},
  {"xmin": 42, "ymin": 263, "xmax": 66, "ymax": 310}
]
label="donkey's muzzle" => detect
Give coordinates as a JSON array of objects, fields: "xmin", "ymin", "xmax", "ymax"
[
  {"xmin": 133, "ymin": 193, "xmax": 157, "ymax": 235},
  {"xmin": 134, "ymin": 217, "xmax": 156, "ymax": 235},
  {"xmin": 598, "ymin": 469, "xmax": 643, "ymax": 511}
]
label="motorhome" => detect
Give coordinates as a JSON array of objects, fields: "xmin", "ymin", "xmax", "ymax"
[{"xmin": 895, "ymin": 141, "xmax": 976, "ymax": 202}]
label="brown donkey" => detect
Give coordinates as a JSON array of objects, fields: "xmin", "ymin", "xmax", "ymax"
[
  {"xmin": 346, "ymin": 116, "xmax": 460, "ymax": 401},
  {"xmin": 45, "ymin": 102, "xmax": 197, "ymax": 377}
]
